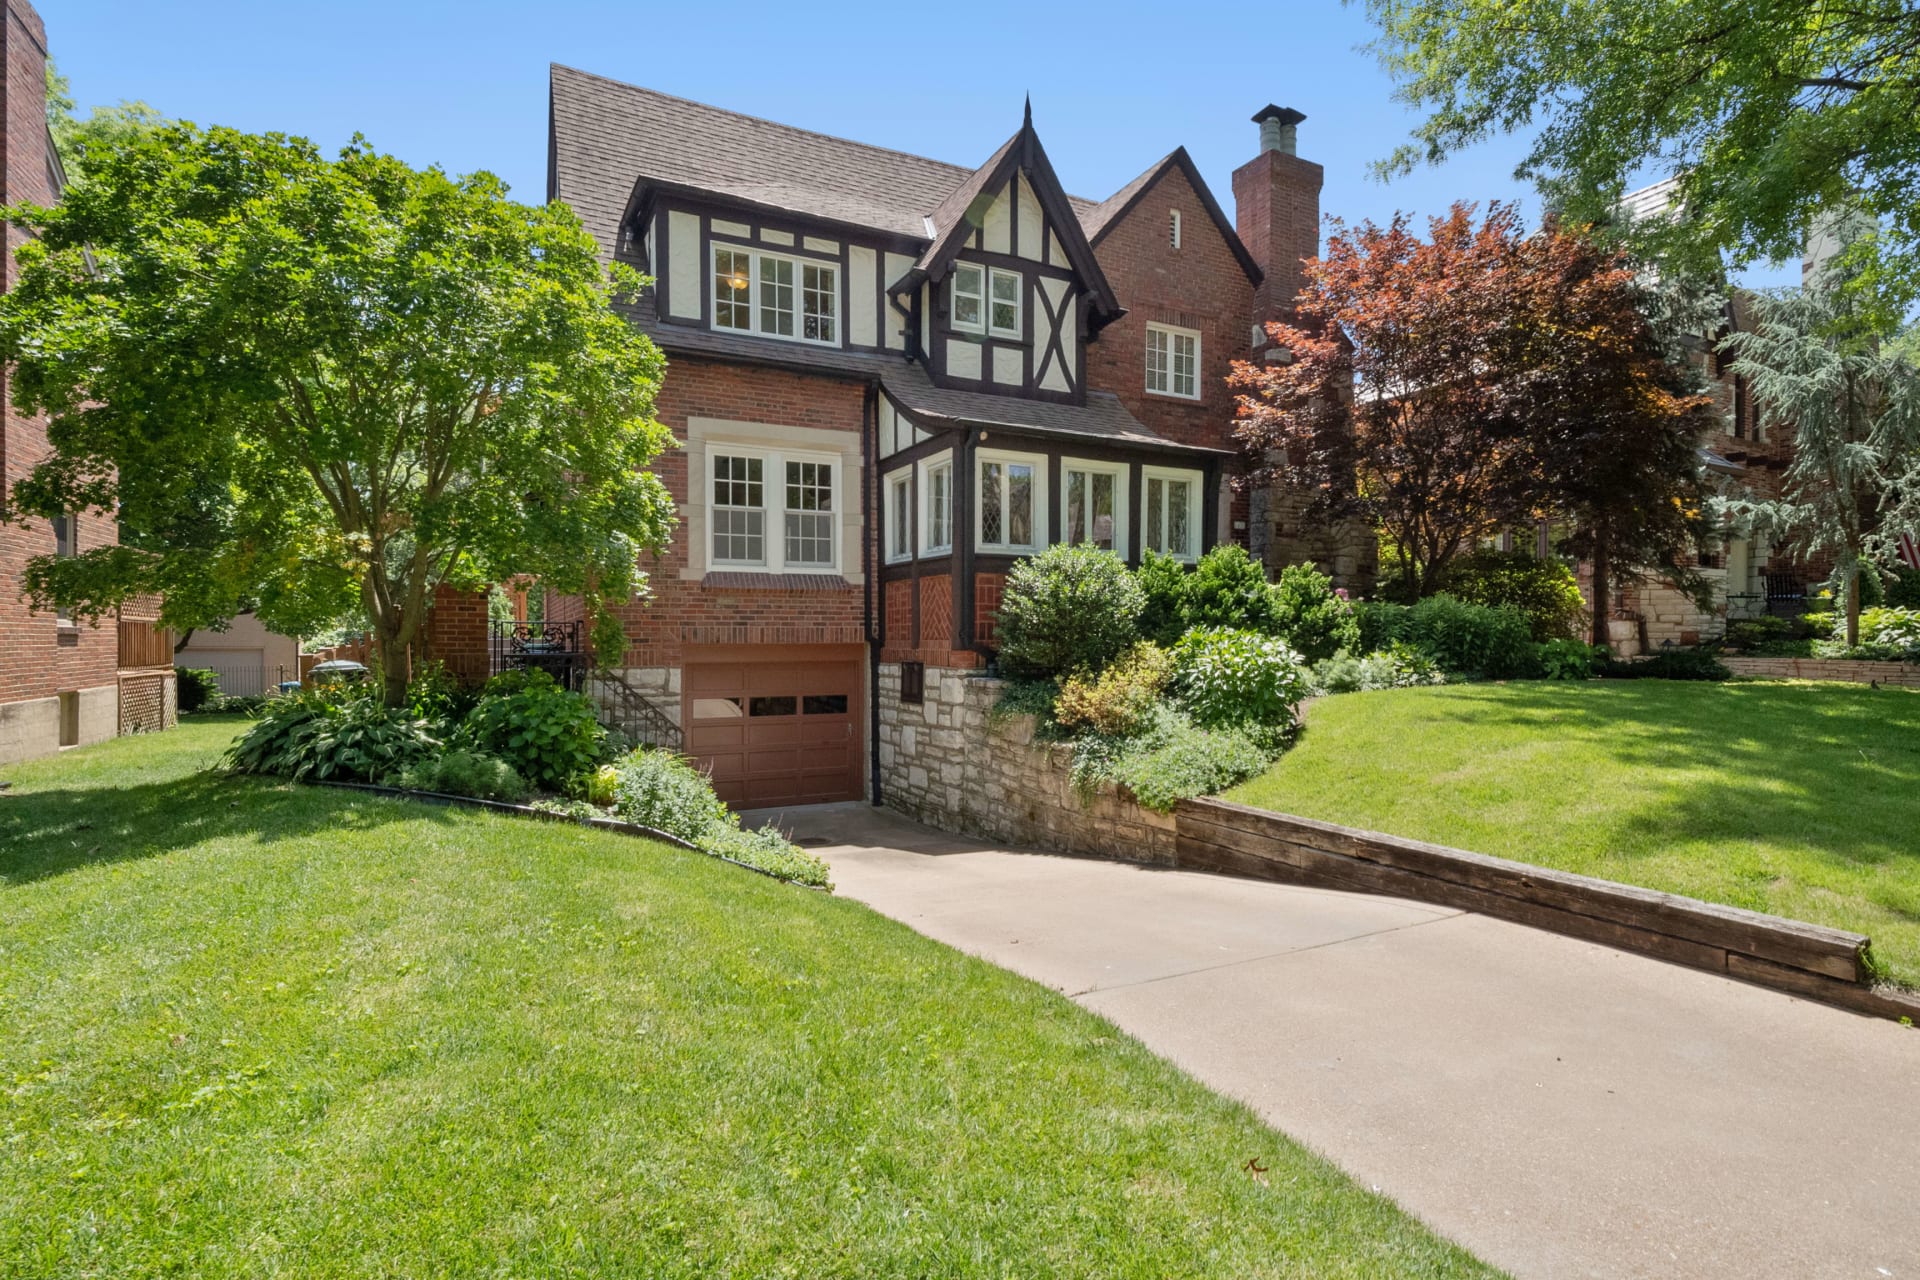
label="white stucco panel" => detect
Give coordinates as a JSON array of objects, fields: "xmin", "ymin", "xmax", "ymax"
[
  {"xmin": 666, "ymin": 210, "xmax": 701, "ymax": 320},
  {"xmin": 982, "ymin": 183, "xmax": 1011, "ymax": 255},
  {"xmin": 849, "ymin": 245, "xmax": 877, "ymax": 348},
  {"xmin": 946, "ymin": 338, "xmax": 983, "ymax": 381},
  {"xmin": 992, "ymin": 345, "xmax": 1023, "ymax": 386},
  {"xmin": 1016, "ymin": 171, "xmax": 1044, "ymax": 261}
]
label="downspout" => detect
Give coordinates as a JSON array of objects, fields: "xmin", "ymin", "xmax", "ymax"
[{"xmin": 863, "ymin": 381, "xmax": 884, "ymax": 807}]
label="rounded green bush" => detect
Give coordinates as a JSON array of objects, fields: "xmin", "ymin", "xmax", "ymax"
[
  {"xmin": 1440, "ymin": 549, "xmax": 1585, "ymax": 641},
  {"xmin": 1270, "ymin": 562, "xmax": 1362, "ymax": 662},
  {"xmin": 461, "ymin": 669, "xmax": 607, "ymax": 795},
  {"xmin": 1405, "ymin": 594, "xmax": 1540, "ymax": 678},
  {"xmin": 1170, "ymin": 626, "xmax": 1309, "ymax": 737},
  {"xmin": 1181, "ymin": 544, "xmax": 1280, "ymax": 634},
  {"xmin": 993, "ymin": 544, "xmax": 1144, "ymax": 678}
]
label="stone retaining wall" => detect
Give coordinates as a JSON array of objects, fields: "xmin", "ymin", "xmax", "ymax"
[
  {"xmin": 877, "ymin": 664, "xmax": 1174, "ymax": 864},
  {"xmin": 1723, "ymin": 656, "xmax": 1920, "ymax": 687}
]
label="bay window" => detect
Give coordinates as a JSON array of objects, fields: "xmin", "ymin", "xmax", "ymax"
[
  {"xmin": 1146, "ymin": 322, "xmax": 1200, "ymax": 399},
  {"xmin": 977, "ymin": 450, "xmax": 1044, "ymax": 554},
  {"xmin": 920, "ymin": 454, "xmax": 953, "ymax": 555},
  {"xmin": 712, "ymin": 243, "xmax": 838, "ymax": 345},
  {"xmin": 1062, "ymin": 460, "xmax": 1128, "ymax": 556},
  {"xmin": 1142, "ymin": 466, "xmax": 1202, "ymax": 561}
]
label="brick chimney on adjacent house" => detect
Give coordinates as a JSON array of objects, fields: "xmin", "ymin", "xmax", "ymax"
[{"xmin": 1233, "ymin": 105, "xmax": 1321, "ymax": 352}]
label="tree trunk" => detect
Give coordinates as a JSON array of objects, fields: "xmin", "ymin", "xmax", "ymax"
[
  {"xmin": 375, "ymin": 625, "xmax": 411, "ymax": 709},
  {"xmin": 1845, "ymin": 562, "xmax": 1862, "ymax": 648},
  {"xmin": 173, "ymin": 627, "xmax": 196, "ymax": 654},
  {"xmin": 1589, "ymin": 538, "xmax": 1610, "ymax": 650}
]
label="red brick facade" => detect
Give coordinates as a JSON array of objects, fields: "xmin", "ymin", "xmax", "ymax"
[
  {"xmin": 422, "ymin": 584, "xmax": 492, "ymax": 686},
  {"xmin": 553, "ymin": 356, "xmax": 871, "ymax": 670}
]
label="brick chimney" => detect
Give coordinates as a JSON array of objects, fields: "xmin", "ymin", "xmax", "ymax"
[{"xmin": 1233, "ymin": 105, "xmax": 1321, "ymax": 347}]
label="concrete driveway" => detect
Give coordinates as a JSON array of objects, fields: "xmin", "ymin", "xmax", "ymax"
[{"xmin": 751, "ymin": 801, "xmax": 1920, "ymax": 1280}]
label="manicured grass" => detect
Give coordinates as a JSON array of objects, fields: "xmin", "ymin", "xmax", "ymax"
[
  {"xmin": 1227, "ymin": 681, "xmax": 1920, "ymax": 987},
  {"xmin": 0, "ymin": 718, "xmax": 1495, "ymax": 1278}
]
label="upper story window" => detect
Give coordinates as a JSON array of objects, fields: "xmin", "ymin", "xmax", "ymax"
[
  {"xmin": 1143, "ymin": 466, "xmax": 1202, "ymax": 562},
  {"xmin": 712, "ymin": 244, "xmax": 838, "ymax": 345},
  {"xmin": 1146, "ymin": 322, "xmax": 1200, "ymax": 400},
  {"xmin": 951, "ymin": 263, "xmax": 1022, "ymax": 339},
  {"xmin": 52, "ymin": 512, "xmax": 77, "ymax": 558},
  {"xmin": 711, "ymin": 448, "xmax": 839, "ymax": 572},
  {"xmin": 978, "ymin": 449, "xmax": 1044, "ymax": 554},
  {"xmin": 1169, "ymin": 209, "xmax": 1183, "ymax": 250}
]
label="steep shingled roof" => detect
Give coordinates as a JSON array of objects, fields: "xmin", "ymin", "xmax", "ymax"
[{"xmin": 548, "ymin": 64, "xmax": 1100, "ymax": 251}]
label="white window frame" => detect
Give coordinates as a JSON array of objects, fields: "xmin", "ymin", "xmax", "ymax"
[
  {"xmin": 1060, "ymin": 458, "xmax": 1131, "ymax": 559},
  {"xmin": 950, "ymin": 262, "xmax": 985, "ymax": 335},
  {"xmin": 884, "ymin": 469, "xmax": 913, "ymax": 564},
  {"xmin": 706, "ymin": 445, "xmax": 843, "ymax": 574},
  {"xmin": 1141, "ymin": 465, "xmax": 1204, "ymax": 563},
  {"xmin": 987, "ymin": 266, "xmax": 1022, "ymax": 338},
  {"xmin": 710, "ymin": 242, "xmax": 839, "ymax": 347},
  {"xmin": 918, "ymin": 451, "xmax": 954, "ymax": 556},
  {"xmin": 975, "ymin": 448, "xmax": 1047, "ymax": 555},
  {"xmin": 1145, "ymin": 321, "xmax": 1201, "ymax": 400}
]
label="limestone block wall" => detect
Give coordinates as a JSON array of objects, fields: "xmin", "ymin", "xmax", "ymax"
[
  {"xmin": 597, "ymin": 665, "xmax": 683, "ymax": 748},
  {"xmin": 877, "ymin": 664, "xmax": 1174, "ymax": 864}
]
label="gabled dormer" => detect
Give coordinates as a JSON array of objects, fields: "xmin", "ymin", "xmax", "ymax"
[{"xmin": 888, "ymin": 106, "xmax": 1125, "ymax": 406}]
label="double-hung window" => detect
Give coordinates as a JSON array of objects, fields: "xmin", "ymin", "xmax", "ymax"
[
  {"xmin": 1142, "ymin": 466, "xmax": 1202, "ymax": 562},
  {"xmin": 712, "ymin": 243, "xmax": 838, "ymax": 345},
  {"xmin": 977, "ymin": 450, "xmax": 1044, "ymax": 554},
  {"xmin": 710, "ymin": 448, "xmax": 839, "ymax": 573},
  {"xmin": 950, "ymin": 262, "xmax": 1022, "ymax": 338},
  {"xmin": 1062, "ymin": 460, "xmax": 1128, "ymax": 556},
  {"xmin": 885, "ymin": 472, "xmax": 912, "ymax": 563},
  {"xmin": 1145, "ymin": 322, "xmax": 1200, "ymax": 399},
  {"xmin": 920, "ymin": 454, "xmax": 953, "ymax": 555}
]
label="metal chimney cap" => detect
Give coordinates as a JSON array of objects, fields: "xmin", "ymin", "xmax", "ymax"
[{"xmin": 1251, "ymin": 105, "xmax": 1307, "ymax": 127}]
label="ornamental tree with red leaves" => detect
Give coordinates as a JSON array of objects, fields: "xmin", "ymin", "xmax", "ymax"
[{"xmin": 1232, "ymin": 200, "xmax": 1713, "ymax": 637}]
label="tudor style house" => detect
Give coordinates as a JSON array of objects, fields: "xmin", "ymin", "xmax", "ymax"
[{"xmin": 547, "ymin": 67, "xmax": 1336, "ymax": 808}]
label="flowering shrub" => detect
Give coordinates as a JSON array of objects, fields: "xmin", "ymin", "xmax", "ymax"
[
  {"xmin": 1170, "ymin": 627, "xmax": 1309, "ymax": 741},
  {"xmin": 1053, "ymin": 642, "xmax": 1171, "ymax": 737}
]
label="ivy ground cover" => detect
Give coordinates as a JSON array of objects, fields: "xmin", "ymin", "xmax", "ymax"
[
  {"xmin": 1228, "ymin": 681, "xmax": 1920, "ymax": 988},
  {"xmin": 0, "ymin": 717, "xmax": 1496, "ymax": 1278}
]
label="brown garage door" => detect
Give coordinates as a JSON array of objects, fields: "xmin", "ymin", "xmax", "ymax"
[{"xmin": 684, "ymin": 648, "xmax": 863, "ymax": 808}]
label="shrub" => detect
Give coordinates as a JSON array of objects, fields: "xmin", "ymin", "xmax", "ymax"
[
  {"xmin": 1181, "ymin": 544, "xmax": 1279, "ymax": 634},
  {"xmin": 1814, "ymin": 606, "xmax": 1920, "ymax": 660},
  {"xmin": 993, "ymin": 544, "xmax": 1144, "ymax": 678},
  {"xmin": 1354, "ymin": 600, "xmax": 1413, "ymax": 654},
  {"xmin": 990, "ymin": 677, "xmax": 1063, "ymax": 734},
  {"xmin": 707, "ymin": 824, "xmax": 832, "ymax": 888},
  {"xmin": 1888, "ymin": 566, "xmax": 1920, "ymax": 608},
  {"xmin": 397, "ymin": 749, "xmax": 531, "ymax": 803},
  {"xmin": 610, "ymin": 747, "xmax": 734, "ymax": 845},
  {"xmin": 1170, "ymin": 627, "xmax": 1309, "ymax": 741},
  {"xmin": 1269, "ymin": 562, "xmax": 1361, "ymax": 662},
  {"xmin": 207, "ymin": 694, "xmax": 268, "ymax": 714},
  {"xmin": 176, "ymin": 667, "xmax": 223, "ymax": 714},
  {"xmin": 406, "ymin": 659, "xmax": 479, "ymax": 729},
  {"xmin": 1537, "ymin": 638, "xmax": 1603, "ymax": 680},
  {"xmin": 1310, "ymin": 643, "xmax": 1447, "ymax": 695},
  {"xmin": 224, "ymin": 690, "xmax": 440, "ymax": 782},
  {"xmin": 1053, "ymin": 642, "xmax": 1171, "ymax": 737},
  {"xmin": 1134, "ymin": 550, "xmax": 1191, "ymax": 647},
  {"xmin": 1800, "ymin": 610, "xmax": 1837, "ymax": 638},
  {"xmin": 1109, "ymin": 715, "xmax": 1277, "ymax": 814},
  {"xmin": 1404, "ymin": 594, "xmax": 1539, "ymax": 678},
  {"xmin": 1596, "ymin": 650, "xmax": 1732, "ymax": 681},
  {"xmin": 1725, "ymin": 616, "xmax": 1791, "ymax": 648},
  {"xmin": 586, "ymin": 765, "xmax": 619, "ymax": 808},
  {"xmin": 1441, "ymin": 549, "xmax": 1585, "ymax": 641},
  {"xmin": 461, "ymin": 669, "xmax": 607, "ymax": 794}
]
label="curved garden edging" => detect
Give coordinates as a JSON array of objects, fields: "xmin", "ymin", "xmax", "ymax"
[{"xmin": 307, "ymin": 780, "xmax": 830, "ymax": 890}]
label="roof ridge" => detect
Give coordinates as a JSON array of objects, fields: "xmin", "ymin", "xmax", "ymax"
[{"xmin": 551, "ymin": 63, "xmax": 978, "ymax": 181}]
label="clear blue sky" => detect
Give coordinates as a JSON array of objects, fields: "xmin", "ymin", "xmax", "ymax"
[{"xmin": 45, "ymin": 0, "xmax": 1794, "ymax": 287}]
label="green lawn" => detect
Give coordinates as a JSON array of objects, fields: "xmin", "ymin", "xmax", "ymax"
[
  {"xmin": 1228, "ymin": 680, "xmax": 1920, "ymax": 987},
  {"xmin": 0, "ymin": 718, "xmax": 1494, "ymax": 1279}
]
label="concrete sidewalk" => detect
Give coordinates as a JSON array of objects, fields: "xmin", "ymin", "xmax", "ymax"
[{"xmin": 752, "ymin": 801, "xmax": 1920, "ymax": 1280}]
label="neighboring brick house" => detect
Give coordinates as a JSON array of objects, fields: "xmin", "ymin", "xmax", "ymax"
[
  {"xmin": 1588, "ymin": 178, "xmax": 1822, "ymax": 652},
  {"xmin": 547, "ymin": 67, "xmax": 1334, "ymax": 807},
  {"xmin": 0, "ymin": 0, "xmax": 173, "ymax": 766}
]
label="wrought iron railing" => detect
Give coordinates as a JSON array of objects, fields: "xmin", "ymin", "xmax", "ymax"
[{"xmin": 489, "ymin": 619, "xmax": 588, "ymax": 692}]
